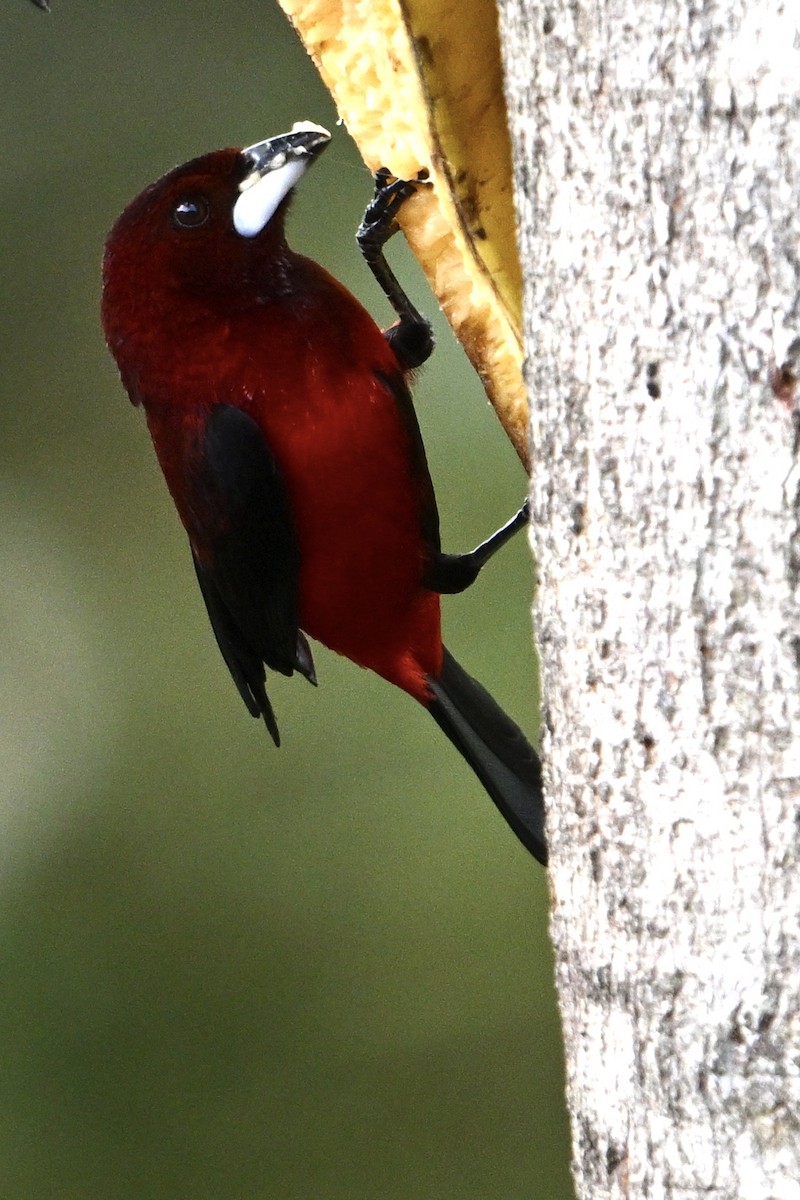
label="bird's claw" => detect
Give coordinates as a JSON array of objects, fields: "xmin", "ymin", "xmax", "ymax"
[{"xmin": 357, "ymin": 169, "xmax": 431, "ymax": 258}]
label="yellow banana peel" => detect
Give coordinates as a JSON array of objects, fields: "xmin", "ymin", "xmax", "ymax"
[{"xmin": 276, "ymin": 0, "xmax": 530, "ymax": 467}]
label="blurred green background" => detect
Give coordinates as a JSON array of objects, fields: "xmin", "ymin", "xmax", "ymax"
[{"xmin": 0, "ymin": 2, "xmax": 571, "ymax": 1196}]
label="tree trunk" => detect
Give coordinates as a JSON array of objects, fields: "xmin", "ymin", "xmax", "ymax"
[{"xmin": 497, "ymin": 0, "xmax": 800, "ymax": 1195}]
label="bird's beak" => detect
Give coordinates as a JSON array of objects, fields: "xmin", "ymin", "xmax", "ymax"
[{"xmin": 233, "ymin": 121, "xmax": 331, "ymax": 238}]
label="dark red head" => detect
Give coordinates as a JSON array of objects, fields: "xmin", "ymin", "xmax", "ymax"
[{"xmin": 101, "ymin": 124, "xmax": 330, "ymax": 386}]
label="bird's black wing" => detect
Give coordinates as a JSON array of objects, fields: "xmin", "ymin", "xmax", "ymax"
[{"xmin": 190, "ymin": 403, "xmax": 315, "ymax": 745}]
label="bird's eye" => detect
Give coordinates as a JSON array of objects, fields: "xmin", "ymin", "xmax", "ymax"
[{"xmin": 173, "ymin": 196, "xmax": 210, "ymax": 229}]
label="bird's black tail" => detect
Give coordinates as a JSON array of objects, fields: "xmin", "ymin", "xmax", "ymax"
[{"xmin": 427, "ymin": 647, "xmax": 548, "ymax": 864}]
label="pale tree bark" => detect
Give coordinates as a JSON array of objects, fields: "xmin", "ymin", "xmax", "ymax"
[{"xmin": 497, "ymin": 0, "xmax": 800, "ymax": 1196}]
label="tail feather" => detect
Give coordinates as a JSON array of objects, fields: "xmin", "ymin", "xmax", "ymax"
[{"xmin": 427, "ymin": 648, "xmax": 548, "ymax": 864}]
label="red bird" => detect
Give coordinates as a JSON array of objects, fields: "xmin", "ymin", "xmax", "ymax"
[{"xmin": 102, "ymin": 124, "xmax": 547, "ymax": 863}]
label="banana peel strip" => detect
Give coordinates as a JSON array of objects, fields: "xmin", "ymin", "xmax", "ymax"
[{"xmin": 276, "ymin": 0, "xmax": 530, "ymax": 467}]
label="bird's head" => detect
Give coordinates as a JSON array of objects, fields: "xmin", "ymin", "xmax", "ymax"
[{"xmin": 102, "ymin": 122, "xmax": 331, "ymax": 343}]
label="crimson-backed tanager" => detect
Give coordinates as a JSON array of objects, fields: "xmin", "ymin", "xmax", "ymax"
[{"xmin": 101, "ymin": 123, "xmax": 547, "ymax": 864}]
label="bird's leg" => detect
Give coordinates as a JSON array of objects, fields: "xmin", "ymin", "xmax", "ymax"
[
  {"xmin": 425, "ymin": 501, "xmax": 531, "ymax": 594},
  {"xmin": 356, "ymin": 168, "xmax": 435, "ymax": 370}
]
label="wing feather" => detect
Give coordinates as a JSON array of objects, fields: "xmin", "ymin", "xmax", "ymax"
[{"xmin": 190, "ymin": 403, "xmax": 314, "ymax": 744}]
